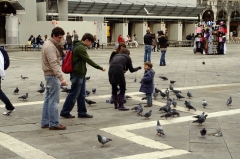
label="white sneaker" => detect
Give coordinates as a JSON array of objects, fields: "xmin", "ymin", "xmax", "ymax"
[{"xmin": 3, "ymin": 109, "xmax": 15, "ymax": 115}]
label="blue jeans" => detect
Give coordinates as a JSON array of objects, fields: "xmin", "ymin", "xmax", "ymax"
[
  {"xmin": 144, "ymin": 45, "xmax": 152, "ymax": 62},
  {"xmin": 60, "ymin": 74, "xmax": 87, "ymax": 116},
  {"xmin": 41, "ymin": 76, "xmax": 60, "ymax": 127},
  {"xmin": 160, "ymin": 51, "xmax": 166, "ymax": 65},
  {"xmin": 0, "ymin": 89, "xmax": 14, "ymax": 110},
  {"xmin": 146, "ymin": 93, "xmax": 152, "ymax": 106}
]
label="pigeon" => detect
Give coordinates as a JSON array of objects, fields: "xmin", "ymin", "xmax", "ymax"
[
  {"xmin": 86, "ymin": 76, "xmax": 90, "ymax": 80},
  {"xmin": 18, "ymin": 93, "xmax": 28, "ymax": 100},
  {"xmin": 92, "ymin": 88, "xmax": 96, "ymax": 93},
  {"xmin": 156, "ymin": 120, "xmax": 165, "ymax": 136},
  {"xmin": 202, "ymin": 99, "xmax": 208, "ymax": 108},
  {"xmin": 159, "ymin": 90, "xmax": 167, "ymax": 98},
  {"xmin": 86, "ymin": 90, "xmax": 91, "ymax": 96},
  {"xmin": 159, "ymin": 76, "xmax": 168, "ymax": 81},
  {"xmin": 166, "ymin": 98, "xmax": 172, "ymax": 106},
  {"xmin": 161, "ymin": 112, "xmax": 172, "ymax": 119},
  {"xmin": 202, "ymin": 61, "xmax": 205, "ymax": 65},
  {"xmin": 226, "ymin": 97, "xmax": 232, "ymax": 106},
  {"xmin": 13, "ymin": 87, "xmax": 19, "ymax": 94},
  {"xmin": 170, "ymin": 80, "xmax": 176, "ymax": 84},
  {"xmin": 40, "ymin": 81, "xmax": 44, "ymax": 88},
  {"xmin": 37, "ymin": 87, "xmax": 45, "ymax": 94},
  {"xmin": 142, "ymin": 110, "xmax": 152, "ymax": 119},
  {"xmin": 125, "ymin": 95, "xmax": 132, "ymax": 99},
  {"xmin": 171, "ymin": 109, "xmax": 180, "ymax": 117},
  {"xmin": 61, "ymin": 88, "xmax": 71, "ymax": 93},
  {"xmin": 21, "ymin": 75, "xmax": 28, "ymax": 80},
  {"xmin": 131, "ymin": 104, "xmax": 140, "ymax": 111},
  {"xmin": 176, "ymin": 93, "xmax": 185, "ymax": 100},
  {"xmin": 186, "ymin": 102, "xmax": 196, "ymax": 111},
  {"xmin": 153, "ymin": 92, "xmax": 158, "ymax": 99},
  {"xmin": 97, "ymin": 134, "xmax": 112, "ymax": 147},
  {"xmin": 159, "ymin": 105, "xmax": 171, "ymax": 113},
  {"xmin": 155, "ymin": 88, "xmax": 160, "ymax": 93},
  {"xmin": 187, "ymin": 91, "xmax": 192, "ymax": 98},
  {"xmin": 85, "ymin": 99, "xmax": 96, "ymax": 105},
  {"xmin": 193, "ymin": 114, "xmax": 208, "ymax": 125},
  {"xmin": 169, "ymin": 85, "xmax": 173, "ymax": 91},
  {"xmin": 137, "ymin": 104, "xmax": 143, "ymax": 115},
  {"xmin": 165, "ymin": 88, "xmax": 169, "ymax": 95},
  {"xmin": 184, "ymin": 100, "xmax": 191, "ymax": 107},
  {"xmin": 141, "ymin": 96, "xmax": 147, "ymax": 100},
  {"xmin": 200, "ymin": 128, "xmax": 207, "ymax": 137},
  {"xmin": 193, "ymin": 112, "xmax": 205, "ymax": 119},
  {"xmin": 172, "ymin": 98, "xmax": 177, "ymax": 107},
  {"xmin": 172, "ymin": 89, "xmax": 181, "ymax": 94}
]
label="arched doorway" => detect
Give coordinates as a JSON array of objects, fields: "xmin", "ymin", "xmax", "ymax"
[
  {"xmin": 230, "ymin": 11, "xmax": 240, "ymax": 37},
  {"xmin": 202, "ymin": 10, "xmax": 214, "ymax": 22},
  {"xmin": 217, "ymin": 10, "xmax": 227, "ymax": 24}
]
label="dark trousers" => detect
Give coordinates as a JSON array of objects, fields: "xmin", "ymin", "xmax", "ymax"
[
  {"xmin": 0, "ymin": 89, "xmax": 14, "ymax": 110},
  {"xmin": 111, "ymin": 83, "xmax": 126, "ymax": 95}
]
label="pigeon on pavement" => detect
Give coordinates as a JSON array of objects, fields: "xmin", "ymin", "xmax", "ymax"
[
  {"xmin": 159, "ymin": 76, "xmax": 168, "ymax": 80},
  {"xmin": 159, "ymin": 90, "xmax": 167, "ymax": 98},
  {"xmin": 176, "ymin": 93, "xmax": 185, "ymax": 100},
  {"xmin": 165, "ymin": 88, "xmax": 169, "ymax": 95},
  {"xmin": 86, "ymin": 90, "xmax": 91, "ymax": 96},
  {"xmin": 172, "ymin": 98, "xmax": 177, "ymax": 107},
  {"xmin": 18, "ymin": 93, "xmax": 28, "ymax": 100},
  {"xmin": 13, "ymin": 87, "xmax": 19, "ymax": 95},
  {"xmin": 85, "ymin": 99, "xmax": 96, "ymax": 105},
  {"xmin": 142, "ymin": 110, "xmax": 152, "ymax": 119},
  {"xmin": 173, "ymin": 89, "xmax": 181, "ymax": 94},
  {"xmin": 202, "ymin": 99, "xmax": 208, "ymax": 108},
  {"xmin": 40, "ymin": 81, "xmax": 44, "ymax": 88},
  {"xmin": 155, "ymin": 88, "xmax": 160, "ymax": 93},
  {"xmin": 153, "ymin": 92, "xmax": 158, "ymax": 99},
  {"xmin": 37, "ymin": 87, "xmax": 45, "ymax": 94},
  {"xmin": 141, "ymin": 96, "xmax": 147, "ymax": 100},
  {"xmin": 131, "ymin": 104, "xmax": 140, "ymax": 111},
  {"xmin": 226, "ymin": 97, "xmax": 232, "ymax": 106},
  {"xmin": 161, "ymin": 111, "xmax": 172, "ymax": 119},
  {"xmin": 21, "ymin": 75, "xmax": 28, "ymax": 80},
  {"xmin": 200, "ymin": 128, "xmax": 207, "ymax": 137},
  {"xmin": 169, "ymin": 85, "xmax": 173, "ymax": 91},
  {"xmin": 156, "ymin": 120, "xmax": 165, "ymax": 136},
  {"xmin": 193, "ymin": 114, "xmax": 208, "ymax": 125},
  {"xmin": 137, "ymin": 104, "xmax": 143, "ymax": 115},
  {"xmin": 187, "ymin": 91, "xmax": 192, "ymax": 98},
  {"xmin": 170, "ymin": 80, "xmax": 176, "ymax": 84},
  {"xmin": 125, "ymin": 95, "xmax": 132, "ymax": 99},
  {"xmin": 159, "ymin": 105, "xmax": 171, "ymax": 113},
  {"xmin": 97, "ymin": 134, "xmax": 112, "ymax": 147},
  {"xmin": 186, "ymin": 102, "xmax": 196, "ymax": 111},
  {"xmin": 86, "ymin": 76, "xmax": 90, "ymax": 80},
  {"xmin": 92, "ymin": 88, "xmax": 96, "ymax": 93},
  {"xmin": 171, "ymin": 109, "xmax": 180, "ymax": 117}
]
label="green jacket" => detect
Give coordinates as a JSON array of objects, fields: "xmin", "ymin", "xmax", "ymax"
[{"xmin": 72, "ymin": 41, "xmax": 103, "ymax": 78}]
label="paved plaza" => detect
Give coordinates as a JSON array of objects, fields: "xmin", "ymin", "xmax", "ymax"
[{"xmin": 0, "ymin": 44, "xmax": 240, "ymax": 159}]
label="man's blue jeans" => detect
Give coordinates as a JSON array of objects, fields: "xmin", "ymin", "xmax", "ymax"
[
  {"xmin": 160, "ymin": 51, "xmax": 166, "ymax": 65},
  {"xmin": 41, "ymin": 76, "xmax": 60, "ymax": 127},
  {"xmin": 60, "ymin": 74, "xmax": 87, "ymax": 116},
  {"xmin": 146, "ymin": 93, "xmax": 152, "ymax": 106},
  {"xmin": 144, "ymin": 45, "xmax": 152, "ymax": 62}
]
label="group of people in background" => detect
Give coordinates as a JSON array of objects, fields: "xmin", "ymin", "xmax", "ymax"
[{"xmin": 118, "ymin": 34, "xmax": 139, "ymax": 48}]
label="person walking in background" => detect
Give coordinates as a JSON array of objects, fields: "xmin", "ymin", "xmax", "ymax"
[
  {"xmin": 73, "ymin": 30, "xmax": 79, "ymax": 41},
  {"xmin": 132, "ymin": 34, "xmax": 139, "ymax": 48},
  {"xmin": 144, "ymin": 30, "xmax": 153, "ymax": 62},
  {"xmin": 109, "ymin": 42, "xmax": 126, "ymax": 63},
  {"xmin": 139, "ymin": 62, "xmax": 155, "ymax": 107},
  {"xmin": 158, "ymin": 30, "xmax": 168, "ymax": 66},
  {"xmin": 41, "ymin": 27, "xmax": 67, "ymax": 130},
  {"xmin": 66, "ymin": 32, "xmax": 72, "ymax": 50},
  {"xmin": 108, "ymin": 48, "xmax": 142, "ymax": 111},
  {"xmin": 60, "ymin": 33, "xmax": 106, "ymax": 119}
]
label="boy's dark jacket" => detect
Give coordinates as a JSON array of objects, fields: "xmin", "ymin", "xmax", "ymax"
[
  {"xmin": 72, "ymin": 41, "xmax": 102, "ymax": 78},
  {"xmin": 139, "ymin": 68, "xmax": 155, "ymax": 93}
]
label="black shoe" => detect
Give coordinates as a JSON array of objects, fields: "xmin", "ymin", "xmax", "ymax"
[
  {"xmin": 78, "ymin": 114, "xmax": 93, "ymax": 118},
  {"xmin": 60, "ymin": 114, "xmax": 75, "ymax": 118}
]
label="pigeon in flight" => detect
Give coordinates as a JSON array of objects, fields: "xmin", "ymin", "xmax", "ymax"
[
  {"xmin": 226, "ymin": 97, "xmax": 232, "ymax": 106},
  {"xmin": 37, "ymin": 87, "xmax": 45, "ymax": 94},
  {"xmin": 200, "ymin": 128, "xmax": 207, "ymax": 137},
  {"xmin": 159, "ymin": 76, "xmax": 168, "ymax": 81},
  {"xmin": 142, "ymin": 110, "xmax": 152, "ymax": 119},
  {"xmin": 156, "ymin": 120, "xmax": 165, "ymax": 137},
  {"xmin": 97, "ymin": 134, "xmax": 112, "ymax": 147},
  {"xmin": 187, "ymin": 91, "xmax": 192, "ymax": 98},
  {"xmin": 172, "ymin": 98, "xmax": 177, "ymax": 107},
  {"xmin": 144, "ymin": 7, "xmax": 154, "ymax": 14},
  {"xmin": 170, "ymin": 80, "xmax": 176, "ymax": 84},
  {"xmin": 21, "ymin": 75, "xmax": 28, "ymax": 80},
  {"xmin": 92, "ymin": 88, "xmax": 96, "ymax": 94},
  {"xmin": 202, "ymin": 99, "xmax": 208, "ymax": 108},
  {"xmin": 13, "ymin": 87, "xmax": 19, "ymax": 95},
  {"xmin": 176, "ymin": 93, "xmax": 185, "ymax": 100},
  {"xmin": 40, "ymin": 81, "xmax": 44, "ymax": 88},
  {"xmin": 85, "ymin": 99, "xmax": 96, "ymax": 105},
  {"xmin": 18, "ymin": 93, "xmax": 28, "ymax": 100},
  {"xmin": 86, "ymin": 76, "xmax": 90, "ymax": 81}
]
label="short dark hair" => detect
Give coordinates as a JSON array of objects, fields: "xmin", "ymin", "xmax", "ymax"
[
  {"xmin": 81, "ymin": 33, "xmax": 94, "ymax": 43},
  {"xmin": 116, "ymin": 42, "xmax": 126, "ymax": 53},
  {"xmin": 158, "ymin": 30, "xmax": 164, "ymax": 36},
  {"xmin": 120, "ymin": 48, "xmax": 130, "ymax": 55},
  {"xmin": 51, "ymin": 27, "xmax": 65, "ymax": 37},
  {"xmin": 144, "ymin": 62, "xmax": 153, "ymax": 68}
]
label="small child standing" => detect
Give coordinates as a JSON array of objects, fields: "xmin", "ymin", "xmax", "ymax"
[{"xmin": 139, "ymin": 62, "xmax": 155, "ymax": 107}]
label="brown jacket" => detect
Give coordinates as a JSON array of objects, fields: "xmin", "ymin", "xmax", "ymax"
[{"xmin": 41, "ymin": 38, "xmax": 63, "ymax": 81}]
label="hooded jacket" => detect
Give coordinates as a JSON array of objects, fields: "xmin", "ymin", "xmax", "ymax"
[{"xmin": 139, "ymin": 68, "xmax": 155, "ymax": 93}]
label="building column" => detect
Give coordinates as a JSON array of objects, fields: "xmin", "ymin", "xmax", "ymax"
[
  {"xmin": 58, "ymin": 0, "xmax": 68, "ymax": 21},
  {"xmin": 134, "ymin": 23, "xmax": 148, "ymax": 44},
  {"xmin": 226, "ymin": 15, "xmax": 230, "ymax": 39},
  {"xmin": 169, "ymin": 22, "xmax": 182, "ymax": 41}
]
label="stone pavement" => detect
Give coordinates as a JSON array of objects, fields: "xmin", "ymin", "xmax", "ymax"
[{"xmin": 0, "ymin": 44, "xmax": 240, "ymax": 159}]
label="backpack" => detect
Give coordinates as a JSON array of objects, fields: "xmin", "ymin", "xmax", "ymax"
[
  {"xmin": 0, "ymin": 47, "xmax": 10, "ymax": 70},
  {"xmin": 61, "ymin": 44, "xmax": 81, "ymax": 74}
]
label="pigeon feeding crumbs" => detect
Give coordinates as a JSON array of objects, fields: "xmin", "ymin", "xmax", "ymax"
[{"xmin": 97, "ymin": 134, "xmax": 112, "ymax": 147}]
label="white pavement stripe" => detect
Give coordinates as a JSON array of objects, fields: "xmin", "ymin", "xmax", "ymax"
[
  {"xmin": 0, "ymin": 132, "xmax": 55, "ymax": 159},
  {"xmin": 112, "ymin": 150, "xmax": 190, "ymax": 159}
]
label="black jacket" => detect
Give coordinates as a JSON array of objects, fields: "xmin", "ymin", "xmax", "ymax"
[
  {"xmin": 144, "ymin": 33, "xmax": 153, "ymax": 45},
  {"xmin": 158, "ymin": 35, "xmax": 168, "ymax": 48},
  {"xmin": 108, "ymin": 53, "xmax": 139, "ymax": 85},
  {"xmin": 109, "ymin": 51, "xmax": 117, "ymax": 64}
]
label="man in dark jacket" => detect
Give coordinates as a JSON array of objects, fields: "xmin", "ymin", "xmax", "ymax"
[
  {"xmin": 109, "ymin": 48, "xmax": 141, "ymax": 111},
  {"xmin": 60, "ymin": 33, "xmax": 106, "ymax": 118},
  {"xmin": 144, "ymin": 30, "xmax": 154, "ymax": 62},
  {"xmin": 158, "ymin": 30, "xmax": 168, "ymax": 66}
]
